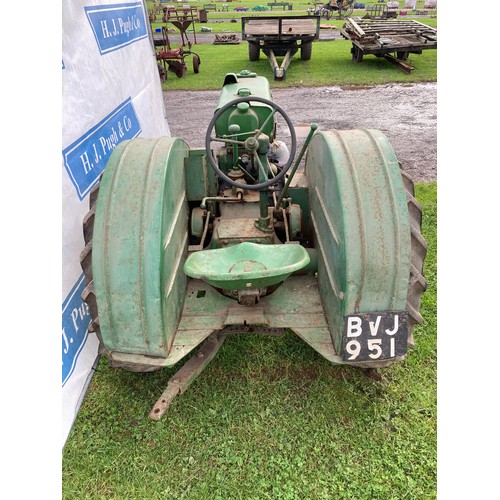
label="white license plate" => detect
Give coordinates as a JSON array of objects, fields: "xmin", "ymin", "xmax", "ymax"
[{"xmin": 341, "ymin": 311, "xmax": 408, "ymax": 362}]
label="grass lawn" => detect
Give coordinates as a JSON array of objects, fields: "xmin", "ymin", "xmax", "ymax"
[
  {"xmin": 62, "ymin": 183, "xmax": 437, "ymax": 499},
  {"xmin": 158, "ymin": 37, "xmax": 437, "ymax": 90}
]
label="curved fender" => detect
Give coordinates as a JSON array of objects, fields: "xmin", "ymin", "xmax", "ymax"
[
  {"xmin": 305, "ymin": 129, "xmax": 411, "ymax": 354},
  {"xmin": 92, "ymin": 137, "xmax": 190, "ymax": 360}
]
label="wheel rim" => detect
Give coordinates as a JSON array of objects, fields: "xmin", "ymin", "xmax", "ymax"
[{"xmin": 340, "ymin": 5, "xmax": 354, "ymax": 17}]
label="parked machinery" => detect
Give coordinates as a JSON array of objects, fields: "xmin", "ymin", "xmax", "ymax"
[
  {"xmin": 242, "ymin": 16, "xmax": 320, "ymax": 80},
  {"xmin": 152, "ymin": 6, "xmax": 201, "ymax": 80},
  {"xmin": 314, "ymin": 0, "xmax": 355, "ymax": 19},
  {"xmin": 81, "ymin": 71, "xmax": 427, "ymax": 419},
  {"xmin": 341, "ymin": 18, "xmax": 437, "ymax": 72}
]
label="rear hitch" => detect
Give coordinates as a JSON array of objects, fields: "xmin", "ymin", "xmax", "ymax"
[{"xmin": 149, "ymin": 333, "xmax": 226, "ymax": 420}]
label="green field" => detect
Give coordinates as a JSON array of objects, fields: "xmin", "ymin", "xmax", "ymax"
[
  {"xmin": 156, "ymin": 36, "xmax": 437, "ymax": 90},
  {"xmin": 62, "ymin": 185, "xmax": 437, "ymax": 499}
]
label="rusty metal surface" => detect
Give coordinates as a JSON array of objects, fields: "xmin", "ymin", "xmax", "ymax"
[
  {"xmin": 213, "ymin": 34, "xmax": 240, "ymax": 45},
  {"xmin": 382, "ymin": 52, "xmax": 414, "ymax": 73},
  {"xmin": 162, "ymin": 6, "xmax": 199, "ymax": 45},
  {"xmin": 172, "ymin": 276, "xmax": 337, "ymax": 359},
  {"xmin": 213, "ymin": 217, "xmax": 275, "ymax": 246},
  {"xmin": 149, "ymin": 333, "xmax": 226, "ymax": 420},
  {"xmin": 109, "ymin": 275, "xmax": 334, "ymax": 370},
  {"xmin": 152, "ymin": 7, "xmax": 201, "ymax": 80}
]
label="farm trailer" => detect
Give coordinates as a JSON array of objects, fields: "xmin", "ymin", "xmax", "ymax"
[
  {"xmin": 241, "ymin": 15, "xmax": 320, "ymax": 80},
  {"xmin": 340, "ymin": 18, "xmax": 437, "ymax": 72}
]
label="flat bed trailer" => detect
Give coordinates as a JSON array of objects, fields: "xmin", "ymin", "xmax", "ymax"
[
  {"xmin": 242, "ymin": 15, "xmax": 320, "ymax": 80},
  {"xmin": 340, "ymin": 18, "xmax": 437, "ymax": 72}
]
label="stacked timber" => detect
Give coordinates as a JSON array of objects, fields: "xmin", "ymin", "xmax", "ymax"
[{"xmin": 341, "ymin": 18, "xmax": 437, "ymax": 48}]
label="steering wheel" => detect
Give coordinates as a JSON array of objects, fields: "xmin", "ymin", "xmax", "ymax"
[{"xmin": 204, "ymin": 96, "xmax": 297, "ymax": 191}]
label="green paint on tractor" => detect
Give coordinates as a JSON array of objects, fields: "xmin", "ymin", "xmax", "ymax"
[{"xmin": 81, "ymin": 70, "xmax": 427, "ymax": 418}]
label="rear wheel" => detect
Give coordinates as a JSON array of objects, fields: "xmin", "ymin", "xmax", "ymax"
[
  {"xmin": 80, "ymin": 181, "xmax": 103, "ymax": 349},
  {"xmin": 192, "ymin": 53, "xmax": 201, "ymax": 73},
  {"xmin": 248, "ymin": 42, "xmax": 260, "ymax": 61},
  {"xmin": 400, "ymin": 167, "xmax": 427, "ymax": 347},
  {"xmin": 301, "ymin": 41, "xmax": 312, "ymax": 61}
]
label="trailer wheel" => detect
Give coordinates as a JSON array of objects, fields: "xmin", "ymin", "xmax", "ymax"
[
  {"xmin": 339, "ymin": 2, "xmax": 354, "ymax": 18},
  {"xmin": 193, "ymin": 53, "xmax": 201, "ymax": 73},
  {"xmin": 301, "ymin": 41, "xmax": 312, "ymax": 61},
  {"xmin": 352, "ymin": 45, "xmax": 363, "ymax": 62},
  {"xmin": 248, "ymin": 42, "xmax": 260, "ymax": 61},
  {"xmin": 397, "ymin": 51, "xmax": 409, "ymax": 61}
]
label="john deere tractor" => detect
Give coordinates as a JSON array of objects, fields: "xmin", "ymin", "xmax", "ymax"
[{"xmin": 81, "ymin": 70, "xmax": 426, "ymax": 419}]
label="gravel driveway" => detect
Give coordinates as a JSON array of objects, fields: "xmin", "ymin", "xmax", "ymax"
[{"xmin": 163, "ymin": 81, "xmax": 437, "ymax": 183}]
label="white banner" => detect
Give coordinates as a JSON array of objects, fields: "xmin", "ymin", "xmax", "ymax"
[{"xmin": 62, "ymin": 0, "xmax": 169, "ymax": 446}]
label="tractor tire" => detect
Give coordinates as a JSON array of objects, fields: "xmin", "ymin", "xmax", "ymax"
[
  {"xmin": 301, "ymin": 41, "xmax": 312, "ymax": 61},
  {"xmin": 248, "ymin": 42, "xmax": 260, "ymax": 61},
  {"xmin": 400, "ymin": 167, "xmax": 428, "ymax": 347},
  {"xmin": 80, "ymin": 181, "xmax": 103, "ymax": 349}
]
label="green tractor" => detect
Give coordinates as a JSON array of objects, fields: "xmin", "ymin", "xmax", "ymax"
[{"xmin": 81, "ymin": 70, "xmax": 427, "ymax": 419}]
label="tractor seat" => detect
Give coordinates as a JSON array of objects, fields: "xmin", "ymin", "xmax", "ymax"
[{"xmin": 183, "ymin": 242, "xmax": 310, "ymax": 290}]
